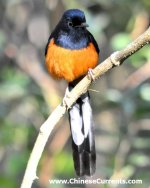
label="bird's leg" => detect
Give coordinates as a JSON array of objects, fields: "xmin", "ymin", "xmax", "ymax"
[{"xmin": 88, "ymin": 68, "xmax": 95, "ymax": 81}]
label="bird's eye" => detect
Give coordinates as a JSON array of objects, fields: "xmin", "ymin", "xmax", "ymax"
[{"xmin": 68, "ymin": 21, "xmax": 73, "ymax": 27}]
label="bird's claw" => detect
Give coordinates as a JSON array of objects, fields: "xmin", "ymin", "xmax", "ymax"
[{"xmin": 88, "ymin": 68, "xmax": 95, "ymax": 81}]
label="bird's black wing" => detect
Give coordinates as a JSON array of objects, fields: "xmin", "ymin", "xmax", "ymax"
[
  {"xmin": 87, "ymin": 30, "xmax": 100, "ymax": 54},
  {"xmin": 45, "ymin": 23, "xmax": 61, "ymax": 56}
]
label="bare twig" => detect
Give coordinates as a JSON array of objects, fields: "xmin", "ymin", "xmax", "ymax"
[
  {"xmin": 20, "ymin": 27, "xmax": 150, "ymax": 188},
  {"xmin": 124, "ymin": 61, "xmax": 150, "ymax": 89}
]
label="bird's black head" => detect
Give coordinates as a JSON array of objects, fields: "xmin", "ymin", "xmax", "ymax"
[
  {"xmin": 60, "ymin": 9, "xmax": 89, "ymax": 30},
  {"xmin": 46, "ymin": 9, "xmax": 99, "ymax": 53},
  {"xmin": 48, "ymin": 9, "xmax": 90, "ymax": 50}
]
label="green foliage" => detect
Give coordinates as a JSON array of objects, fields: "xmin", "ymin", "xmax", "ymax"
[
  {"xmin": 111, "ymin": 33, "xmax": 131, "ymax": 50},
  {"xmin": 0, "ymin": 29, "xmax": 7, "ymax": 52},
  {"xmin": 130, "ymin": 46, "xmax": 150, "ymax": 68},
  {"xmin": 0, "ymin": 176, "xmax": 17, "ymax": 188},
  {"xmin": 140, "ymin": 83, "xmax": 150, "ymax": 101},
  {"xmin": 54, "ymin": 151, "xmax": 74, "ymax": 176}
]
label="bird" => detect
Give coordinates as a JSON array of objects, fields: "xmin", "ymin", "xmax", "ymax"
[{"xmin": 45, "ymin": 9, "xmax": 99, "ymax": 176}]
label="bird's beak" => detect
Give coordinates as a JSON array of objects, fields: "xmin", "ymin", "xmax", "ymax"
[
  {"xmin": 81, "ymin": 22, "xmax": 89, "ymax": 27},
  {"xmin": 75, "ymin": 22, "xmax": 89, "ymax": 28}
]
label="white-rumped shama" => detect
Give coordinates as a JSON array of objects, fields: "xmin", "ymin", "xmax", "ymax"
[{"xmin": 45, "ymin": 9, "xmax": 100, "ymax": 177}]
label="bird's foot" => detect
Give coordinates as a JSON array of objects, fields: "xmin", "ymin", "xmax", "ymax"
[{"xmin": 88, "ymin": 68, "xmax": 95, "ymax": 81}]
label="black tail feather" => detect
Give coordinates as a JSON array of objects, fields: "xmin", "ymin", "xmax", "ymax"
[
  {"xmin": 84, "ymin": 136, "xmax": 96, "ymax": 176},
  {"xmin": 72, "ymin": 142, "xmax": 85, "ymax": 176},
  {"xmin": 68, "ymin": 88, "xmax": 96, "ymax": 177}
]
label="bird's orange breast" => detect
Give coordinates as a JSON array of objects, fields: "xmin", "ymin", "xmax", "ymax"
[{"xmin": 45, "ymin": 39, "xmax": 99, "ymax": 82}]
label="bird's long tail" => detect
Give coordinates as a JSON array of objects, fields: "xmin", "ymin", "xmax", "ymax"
[{"xmin": 68, "ymin": 84, "xmax": 96, "ymax": 176}]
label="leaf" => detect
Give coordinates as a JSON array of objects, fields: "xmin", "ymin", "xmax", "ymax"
[
  {"xmin": 140, "ymin": 84, "xmax": 150, "ymax": 101},
  {"xmin": 111, "ymin": 33, "xmax": 131, "ymax": 50}
]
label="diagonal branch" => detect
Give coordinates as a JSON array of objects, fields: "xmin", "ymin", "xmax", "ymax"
[{"xmin": 20, "ymin": 27, "xmax": 150, "ymax": 188}]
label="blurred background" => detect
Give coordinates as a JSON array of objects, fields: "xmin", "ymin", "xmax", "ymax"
[{"xmin": 0, "ymin": 0, "xmax": 150, "ymax": 188}]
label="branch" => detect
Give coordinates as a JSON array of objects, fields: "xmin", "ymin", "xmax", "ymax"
[
  {"xmin": 20, "ymin": 27, "xmax": 150, "ymax": 188},
  {"xmin": 124, "ymin": 61, "xmax": 150, "ymax": 89}
]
